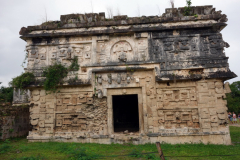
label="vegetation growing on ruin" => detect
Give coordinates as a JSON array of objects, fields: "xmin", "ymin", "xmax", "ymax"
[
  {"xmin": 21, "ymin": 51, "xmax": 28, "ymax": 68},
  {"xmin": 43, "ymin": 63, "xmax": 68, "ymax": 93},
  {"xmin": 68, "ymin": 56, "xmax": 80, "ymax": 71},
  {"xmin": 0, "ymin": 126, "xmax": 240, "ymax": 159},
  {"xmin": 43, "ymin": 57, "xmax": 80, "ymax": 92},
  {"xmin": 12, "ymin": 56, "xmax": 80, "ymax": 93},
  {"xmin": 12, "ymin": 72, "xmax": 35, "ymax": 90},
  {"xmin": 184, "ymin": 0, "xmax": 192, "ymax": 16}
]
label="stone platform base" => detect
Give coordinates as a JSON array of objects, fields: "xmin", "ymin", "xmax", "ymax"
[{"xmin": 27, "ymin": 133, "xmax": 232, "ymax": 145}]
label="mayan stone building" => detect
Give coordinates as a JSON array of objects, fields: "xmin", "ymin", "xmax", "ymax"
[{"xmin": 18, "ymin": 5, "xmax": 236, "ymax": 144}]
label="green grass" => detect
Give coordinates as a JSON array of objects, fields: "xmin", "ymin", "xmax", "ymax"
[{"xmin": 0, "ymin": 127, "xmax": 240, "ymax": 160}]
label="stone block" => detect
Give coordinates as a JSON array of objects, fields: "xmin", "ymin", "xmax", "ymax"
[
  {"xmin": 33, "ymin": 96, "xmax": 40, "ymax": 102},
  {"xmin": 86, "ymin": 98, "xmax": 93, "ymax": 104},
  {"xmin": 40, "ymin": 108, "xmax": 46, "ymax": 112},
  {"xmin": 207, "ymin": 82, "xmax": 215, "ymax": 89},
  {"xmin": 32, "ymin": 90, "xmax": 40, "ymax": 96},
  {"xmin": 215, "ymin": 82, "xmax": 224, "ymax": 94},
  {"xmin": 210, "ymin": 115, "xmax": 218, "ymax": 122},
  {"xmin": 63, "ymin": 98, "xmax": 70, "ymax": 104},
  {"xmin": 56, "ymin": 120, "xmax": 62, "ymax": 126},
  {"xmin": 197, "ymin": 82, "xmax": 208, "ymax": 93},
  {"xmin": 209, "ymin": 108, "xmax": 217, "ymax": 115},
  {"xmin": 202, "ymin": 120, "xmax": 211, "ymax": 129},
  {"xmin": 31, "ymin": 119, "xmax": 38, "ymax": 126},
  {"xmin": 40, "ymin": 97, "xmax": 46, "ymax": 104},
  {"xmin": 218, "ymin": 113, "xmax": 226, "ymax": 120},
  {"xmin": 192, "ymin": 115, "xmax": 199, "ymax": 122},
  {"xmin": 165, "ymin": 112, "xmax": 175, "ymax": 121},
  {"xmin": 181, "ymin": 113, "xmax": 191, "ymax": 121},
  {"xmin": 57, "ymin": 99, "xmax": 62, "ymax": 105},
  {"xmin": 39, "ymin": 121, "xmax": 45, "ymax": 127},
  {"xmin": 200, "ymin": 108, "xmax": 210, "ymax": 119},
  {"xmin": 77, "ymin": 97, "xmax": 87, "ymax": 103},
  {"xmin": 45, "ymin": 114, "xmax": 54, "ymax": 123},
  {"xmin": 71, "ymin": 97, "xmax": 77, "ymax": 105}
]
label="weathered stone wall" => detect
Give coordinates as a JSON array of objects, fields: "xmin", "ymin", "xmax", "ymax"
[
  {"xmin": 29, "ymin": 87, "xmax": 108, "ymax": 140},
  {"xmin": 18, "ymin": 5, "xmax": 236, "ymax": 144},
  {"xmin": 27, "ymin": 78, "xmax": 231, "ymax": 144},
  {"xmin": 0, "ymin": 103, "xmax": 30, "ymax": 140}
]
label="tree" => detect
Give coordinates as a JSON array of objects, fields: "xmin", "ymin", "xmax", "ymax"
[
  {"xmin": 0, "ymin": 84, "xmax": 13, "ymax": 103},
  {"xmin": 226, "ymin": 81, "xmax": 240, "ymax": 114}
]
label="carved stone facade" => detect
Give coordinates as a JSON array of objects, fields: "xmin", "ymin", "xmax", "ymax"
[{"xmin": 18, "ymin": 5, "xmax": 236, "ymax": 144}]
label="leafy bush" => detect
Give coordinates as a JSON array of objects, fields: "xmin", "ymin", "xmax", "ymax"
[
  {"xmin": 43, "ymin": 63, "xmax": 68, "ymax": 93},
  {"xmin": 12, "ymin": 72, "xmax": 35, "ymax": 89}
]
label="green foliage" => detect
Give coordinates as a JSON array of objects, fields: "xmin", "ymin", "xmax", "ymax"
[
  {"xmin": 194, "ymin": 14, "xmax": 198, "ymax": 18},
  {"xmin": 12, "ymin": 72, "xmax": 35, "ymax": 89},
  {"xmin": 70, "ymin": 148, "xmax": 100, "ymax": 160},
  {"xmin": 14, "ymin": 155, "xmax": 45, "ymax": 160},
  {"xmin": 13, "ymin": 57, "xmax": 79, "ymax": 93},
  {"xmin": 21, "ymin": 51, "xmax": 29, "ymax": 68},
  {"xmin": 9, "ymin": 129, "xmax": 14, "ymax": 133},
  {"xmin": 68, "ymin": 56, "xmax": 80, "ymax": 71},
  {"xmin": 43, "ymin": 63, "xmax": 68, "ymax": 93},
  {"xmin": 1, "ymin": 127, "xmax": 240, "ymax": 159},
  {"xmin": 0, "ymin": 144, "xmax": 11, "ymax": 154},
  {"xmin": 144, "ymin": 153, "xmax": 158, "ymax": 160},
  {"xmin": 230, "ymin": 126, "xmax": 240, "ymax": 142},
  {"xmin": 0, "ymin": 85, "xmax": 13, "ymax": 102},
  {"xmin": 53, "ymin": 143, "xmax": 100, "ymax": 160},
  {"xmin": 184, "ymin": 0, "xmax": 192, "ymax": 16},
  {"xmin": 226, "ymin": 81, "xmax": 240, "ymax": 114},
  {"xmin": 0, "ymin": 139, "xmax": 11, "ymax": 154},
  {"xmin": 129, "ymin": 149, "xmax": 144, "ymax": 158}
]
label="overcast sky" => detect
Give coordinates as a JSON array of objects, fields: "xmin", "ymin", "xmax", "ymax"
[{"xmin": 0, "ymin": 0, "xmax": 239, "ymax": 87}]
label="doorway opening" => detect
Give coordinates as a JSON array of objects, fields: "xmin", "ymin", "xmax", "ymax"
[{"xmin": 112, "ymin": 94, "xmax": 139, "ymax": 132}]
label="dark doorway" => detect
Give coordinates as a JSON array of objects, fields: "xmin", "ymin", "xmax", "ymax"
[{"xmin": 112, "ymin": 94, "xmax": 139, "ymax": 132}]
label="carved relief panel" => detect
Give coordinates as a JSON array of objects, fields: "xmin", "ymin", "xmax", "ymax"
[
  {"xmin": 152, "ymin": 36, "xmax": 200, "ymax": 61},
  {"xmin": 200, "ymin": 34, "xmax": 226, "ymax": 57},
  {"xmin": 148, "ymin": 109, "xmax": 200, "ymax": 132},
  {"xmin": 111, "ymin": 41, "xmax": 133, "ymax": 62},
  {"xmin": 156, "ymin": 87, "xmax": 197, "ymax": 108}
]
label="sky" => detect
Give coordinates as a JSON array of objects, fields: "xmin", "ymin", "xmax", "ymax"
[{"xmin": 0, "ymin": 0, "xmax": 239, "ymax": 87}]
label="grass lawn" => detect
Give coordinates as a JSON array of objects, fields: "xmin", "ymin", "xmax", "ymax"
[{"xmin": 0, "ymin": 126, "xmax": 240, "ymax": 160}]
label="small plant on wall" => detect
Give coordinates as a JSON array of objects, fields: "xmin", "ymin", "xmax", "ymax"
[
  {"xmin": 43, "ymin": 62, "xmax": 68, "ymax": 93},
  {"xmin": 68, "ymin": 56, "xmax": 79, "ymax": 71},
  {"xmin": 12, "ymin": 72, "xmax": 35, "ymax": 90},
  {"xmin": 184, "ymin": 0, "xmax": 192, "ymax": 16}
]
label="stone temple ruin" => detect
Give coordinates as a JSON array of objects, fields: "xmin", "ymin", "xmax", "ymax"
[{"xmin": 17, "ymin": 5, "xmax": 237, "ymax": 144}]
